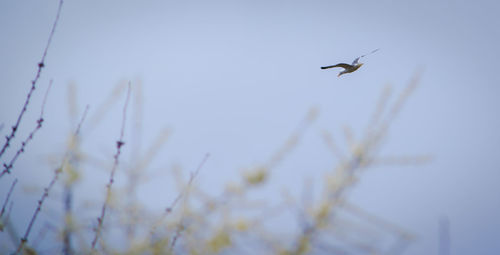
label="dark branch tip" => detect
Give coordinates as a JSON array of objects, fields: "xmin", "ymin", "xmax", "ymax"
[{"xmin": 116, "ymin": 141, "xmax": 125, "ymax": 148}]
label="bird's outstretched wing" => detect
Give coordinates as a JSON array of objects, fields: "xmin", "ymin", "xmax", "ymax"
[
  {"xmin": 352, "ymin": 48, "xmax": 380, "ymax": 65},
  {"xmin": 360, "ymin": 48, "xmax": 380, "ymax": 58},
  {"xmin": 321, "ymin": 63, "xmax": 352, "ymax": 70}
]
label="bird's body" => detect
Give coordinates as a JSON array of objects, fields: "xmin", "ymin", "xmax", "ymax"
[
  {"xmin": 321, "ymin": 62, "xmax": 363, "ymax": 76},
  {"xmin": 321, "ymin": 49, "xmax": 379, "ymax": 77}
]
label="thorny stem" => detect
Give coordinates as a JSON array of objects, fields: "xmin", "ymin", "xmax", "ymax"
[
  {"xmin": 0, "ymin": 0, "xmax": 64, "ymax": 160},
  {"xmin": 91, "ymin": 83, "xmax": 131, "ymax": 252}
]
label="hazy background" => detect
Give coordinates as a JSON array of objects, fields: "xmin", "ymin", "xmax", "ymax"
[{"xmin": 1, "ymin": 0, "xmax": 499, "ymax": 254}]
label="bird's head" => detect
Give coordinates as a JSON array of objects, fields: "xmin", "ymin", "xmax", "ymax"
[{"xmin": 352, "ymin": 63, "xmax": 363, "ymax": 71}]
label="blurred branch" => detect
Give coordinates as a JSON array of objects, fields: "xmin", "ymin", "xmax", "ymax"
[
  {"xmin": 266, "ymin": 108, "xmax": 318, "ymax": 170},
  {"xmin": 439, "ymin": 216, "xmax": 450, "ymax": 255},
  {"xmin": 148, "ymin": 153, "xmax": 210, "ymax": 247},
  {"xmin": 62, "ymin": 105, "xmax": 89, "ymax": 255},
  {"xmin": 321, "ymin": 130, "xmax": 346, "ymax": 163},
  {"xmin": 0, "ymin": 178, "xmax": 17, "ymax": 220},
  {"xmin": 365, "ymin": 84, "xmax": 392, "ymax": 136},
  {"xmin": 86, "ymin": 81, "xmax": 128, "ymax": 135}
]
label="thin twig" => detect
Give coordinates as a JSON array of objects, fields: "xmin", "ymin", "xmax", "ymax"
[
  {"xmin": 3, "ymin": 203, "xmax": 19, "ymax": 247},
  {"xmin": 169, "ymin": 223, "xmax": 184, "ymax": 251},
  {"xmin": 74, "ymin": 105, "xmax": 89, "ymax": 137},
  {"xmin": 15, "ymin": 168, "xmax": 63, "ymax": 254},
  {"xmin": 0, "ymin": 179, "xmax": 18, "ymax": 219},
  {"xmin": 13, "ymin": 102, "xmax": 87, "ymax": 255},
  {"xmin": 149, "ymin": 153, "xmax": 210, "ymax": 241},
  {"xmin": 168, "ymin": 153, "xmax": 210, "ymax": 213},
  {"xmin": 169, "ymin": 153, "xmax": 210, "ymax": 251},
  {"xmin": 0, "ymin": 0, "xmax": 64, "ymax": 160},
  {"xmin": 91, "ymin": 83, "xmax": 131, "ymax": 252},
  {"xmin": 1, "ymin": 81, "xmax": 53, "ymax": 178},
  {"xmin": 62, "ymin": 105, "xmax": 89, "ymax": 255}
]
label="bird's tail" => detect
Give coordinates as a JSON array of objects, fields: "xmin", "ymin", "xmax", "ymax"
[{"xmin": 321, "ymin": 65, "xmax": 336, "ymax": 69}]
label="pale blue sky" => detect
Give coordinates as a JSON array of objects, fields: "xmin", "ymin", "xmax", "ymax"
[{"xmin": 1, "ymin": 0, "xmax": 500, "ymax": 254}]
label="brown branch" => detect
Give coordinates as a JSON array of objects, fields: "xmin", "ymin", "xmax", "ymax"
[
  {"xmin": 0, "ymin": 0, "xmax": 64, "ymax": 160},
  {"xmin": 91, "ymin": 82, "xmax": 131, "ymax": 252},
  {"xmin": 1, "ymin": 81, "xmax": 53, "ymax": 178}
]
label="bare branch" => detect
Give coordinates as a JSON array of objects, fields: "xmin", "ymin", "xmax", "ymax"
[
  {"xmin": 1, "ymin": 81, "xmax": 53, "ymax": 178},
  {"xmin": 0, "ymin": 179, "xmax": 17, "ymax": 219},
  {"xmin": 0, "ymin": 0, "xmax": 64, "ymax": 160},
  {"xmin": 91, "ymin": 82, "xmax": 132, "ymax": 252},
  {"xmin": 168, "ymin": 153, "xmax": 210, "ymax": 213},
  {"xmin": 15, "ymin": 167, "xmax": 62, "ymax": 254},
  {"xmin": 149, "ymin": 154, "xmax": 210, "ymax": 241},
  {"xmin": 14, "ymin": 99, "xmax": 87, "ymax": 255},
  {"xmin": 74, "ymin": 105, "xmax": 90, "ymax": 137},
  {"xmin": 62, "ymin": 105, "xmax": 89, "ymax": 255}
]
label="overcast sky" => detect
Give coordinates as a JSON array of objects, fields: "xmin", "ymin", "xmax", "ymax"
[{"xmin": 1, "ymin": 0, "xmax": 500, "ymax": 254}]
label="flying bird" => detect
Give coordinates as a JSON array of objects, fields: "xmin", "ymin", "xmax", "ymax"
[{"xmin": 321, "ymin": 49, "xmax": 379, "ymax": 77}]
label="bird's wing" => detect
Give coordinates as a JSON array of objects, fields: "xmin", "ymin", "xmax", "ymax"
[
  {"xmin": 358, "ymin": 48, "xmax": 380, "ymax": 59},
  {"xmin": 351, "ymin": 57, "xmax": 361, "ymax": 65},
  {"xmin": 321, "ymin": 63, "xmax": 352, "ymax": 69},
  {"xmin": 351, "ymin": 48, "xmax": 380, "ymax": 65}
]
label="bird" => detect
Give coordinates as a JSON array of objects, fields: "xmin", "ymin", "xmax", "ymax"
[{"xmin": 321, "ymin": 49, "xmax": 379, "ymax": 77}]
